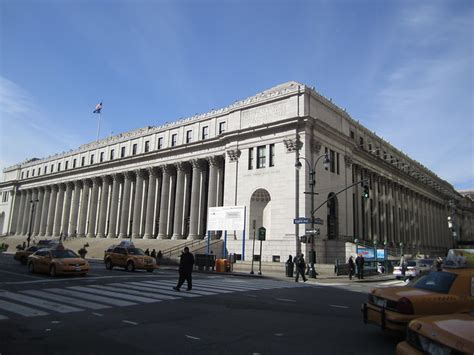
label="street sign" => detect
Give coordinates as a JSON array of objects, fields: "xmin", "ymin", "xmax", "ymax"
[
  {"xmin": 293, "ymin": 217, "xmax": 311, "ymax": 224},
  {"xmin": 305, "ymin": 229, "xmax": 320, "ymax": 235},
  {"xmin": 258, "ymin": 226, "xmax": 266, "ymax": 241},
  {"xmin": 313, "ymin": 218, "xmax": 324, "ymax": 225}
]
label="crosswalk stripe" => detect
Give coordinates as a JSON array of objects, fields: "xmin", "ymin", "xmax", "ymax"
[
  {"xmin": 0, "ymin": 299, "xmax": 48, "ymax": 317},
  {"xmin": 148, "ymin": 281, "xmax": 217, "ymax": 295},
  {"xmin": 190, "ymin": 280, "xmax": 265, "ymax": 291},
  {"xmin": 130, "ymin": 282, "xmax": 199, "ymax": 298},
  {"xmin": 46, "ymin": 288, "xmax": 136, "ymax": 307},
  {"xmin": 68, "ymin": 286, "xmax": 157, "ymax": 304},
  {"xmin": 198, "ymin": 279, "xmax": 282, "ymax": 289},
  {"xmin": 0, "ymin": 291, "xmax": 82, "ymax": 313},
  {"xmin": 21, "ymin": 290, "xmax": 111, "ymax": 310},
  {"xmin": 107, "ymin": 283, "xmax": 179, "ymax": 300},
  {"xmin": 87, "ymin": 285, "xmax": 166, "ymax": 301}
]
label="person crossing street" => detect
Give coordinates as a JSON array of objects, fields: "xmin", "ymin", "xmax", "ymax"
[{"xmin": 173, "ymin": 247, "xmax": 195, "ymax": 291}]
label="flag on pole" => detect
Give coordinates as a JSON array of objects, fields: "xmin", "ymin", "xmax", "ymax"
[{"xmin": 93, "ymin": 102, "xmax": 103, "ymax": 114}]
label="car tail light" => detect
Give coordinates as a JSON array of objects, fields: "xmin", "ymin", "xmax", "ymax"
[{"xmin": 396, "ymin": 297, "xmax": 414, "ymax": 314}]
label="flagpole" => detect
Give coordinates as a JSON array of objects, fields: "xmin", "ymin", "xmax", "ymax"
[{"xmin": 96, "ymin": 112, "xmax": 101, "ymax": 142}]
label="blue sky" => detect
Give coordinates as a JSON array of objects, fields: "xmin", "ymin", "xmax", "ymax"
[{"xmin": 1, "ymin": 0, "xmax": 473, "ymax": 190}]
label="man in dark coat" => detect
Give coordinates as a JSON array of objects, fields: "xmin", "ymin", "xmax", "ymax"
[
  {"xmin": 294, "ymin": 254, "xmax": 307, "ymax": 282},
  {"xmin": 173, "ymin": 247, "xmax": 195, "ymax": 291},
  {"xmin": 355, "ymin": 254, "xmax": 365, "ymax": 279},
  {"xmin": 348, "ymin": 256, "xmax": 355, "ymax": 280}
]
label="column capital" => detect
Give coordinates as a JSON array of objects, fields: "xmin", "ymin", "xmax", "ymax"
[
  {"xmin": 66, "ymin": 181, "xmax": 74, "ymax": 189},
  {"xmin": 101, "ymin": 175, "xmax": 112, "ymax": 184},
  {"xmin": 207, "ymin": 155, "xmax": 224, "ymax": 168},
  {"xmin": 73, "ymin": 180, "xmax": 82, "ymax": 188},
  {"xmin": 226, "ymin": 149, "xmax": 241, "ymax": 162},
  {"xmin": 175, "ymin": 161, "xmax": 191, "ymax": 173},
  {"xmin": 162, "ymin": 165, "xmax": 176, "ymax": 175},
  {"xmin": 111, "ymin": 173, "xmax": 123, "ymax": 183},
  {"xmin": 51, "ymin": 184, "xmax": 59, "ymax": 192},
  {"xmin": 135, "ymin": 169, "xmax": 147, "ymax": 179},
  {"xmin": 123, "ymin": 171, "xmax": 134, "ymax": 180},
  {"xmin": 91, "ymin": 176, "xmax": 101, "ymax": 185},
  {"xmin": 190, "ymin": 159, "xmax": 206, "ymax": 170},
  {"xmin": 82, "ymin": 179, "xmax": 92, "ymax": 187},
  {"xmin": 148, "ymin": 167, "xmax": 160, "ymax": 177},
  {"xmin": 58, "ymin": 183, "xmax": 67, "ymax": 191}
]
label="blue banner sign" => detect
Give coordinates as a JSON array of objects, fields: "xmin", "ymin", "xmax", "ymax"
[{"xmin": 356, "ymin": 247, "xmax": 386, "ymax": 260}]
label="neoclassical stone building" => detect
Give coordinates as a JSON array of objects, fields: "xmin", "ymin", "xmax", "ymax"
[{"xmin": 1, "ymin": 81, "xmax": 473, "ymax": 262}]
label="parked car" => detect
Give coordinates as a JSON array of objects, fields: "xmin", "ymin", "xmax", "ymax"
[
  {"xmin": 362, "ymin": 250, "xmax": 474, "ymax": 332},
  {"xmin": 396, "ymin": 313, "xmax": 474, "ymax": 354},
  {"xmin": 104, "ymin": 241, "xmax": 155, "ymax": 272},
  {"xmin": 27, "ymin": 244, "xmax": 89, "ymax": 276},
  {"xmin": 393, "ymin": 259, "xmax": 434, "ymax": 280},
  {"xmin": 14, "ymin": 245, "xmax": 41, "ymax": 264}
]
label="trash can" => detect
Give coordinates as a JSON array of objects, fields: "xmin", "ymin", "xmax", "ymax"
[
  {"xmin": 216, "ymin": 259, "xmax": 227, "ymax": 272},
  {"xmin": 285, "ymin": 262, "xmax": 294, "ymax": 277}
]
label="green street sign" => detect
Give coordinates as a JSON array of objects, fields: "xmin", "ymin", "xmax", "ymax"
[{"xmin": 258, "ymin": 226, "xmax": 266, "ymax": 241}]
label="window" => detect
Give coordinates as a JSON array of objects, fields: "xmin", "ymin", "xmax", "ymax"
[
  {"xmin": 350, "ymin": 130, "xmax": 355, "ymax": 139},
  {"xmin": 65, "ymin": 161, "xmax": 69, "ymax": 170},
  {"xmin": 330, "ymin": 150, "xmax": 335, "ymax": 173},
  {"xmin": 383, "ymin": 151, "xmax": 387, "ymax": 160},
  {"xmin": 57, "ymin": 162, "xmax": 61, "ymax": 171},
  {"xmin": 186, "ymin": 130, "xmax": 192, "ymax": 143},
  {"xmin": 369, "ymin": 143, "xmax": 372, "ymax": 152},
  {"xmin": 44, "ymin": 166, "xmax": 47, "ymax": 174},
  {"xmin": 26, "ymin": 170, "xmax": 29, "ymax": 178},
  {"xmin": 37, "ymin": 168, "xmax": 40, "ymax": 176},
  {"xmin": 90, "ymin": 155, "xmax": 94, "ymax": 164},
  {"xmin": 100, "ymin": 152, "xmax": 104, "ymax": 162},
  {"xmin": 324, "ymin": 147, "xmax": 329, "ymax": 171},
  {"xmin": 81, "ymin": 157, "xmax": 85, "ymax": 167},
  {"xmin": 73, "ymin": 159, "xmax": 76, "ymax": 168},
  {"xmin": 248, "ymin": 148, "xmax": 254, "ymax": 170},
  {"xmin": 32, "ymin": 169, "xmax": 35, "ymax": 177},
  {"xmin": 132, "ymin": 144, "xmax": 137, "ymax": 155},
  {"xmin": 269, "ymin": 144, "xmax": 275, "ymax": 167},
  {"xmin": 336, "ymin": 152, "xmax": 340, "ymax": 175},
  {"xmin": 219, "ymin": 122, "xmax": 226, "ymax": 135},
  {"xmin": 110, "ymin": 149, "xmax": 115, "ymax": 160},
  {"xmin": 202, "ymin": 126, "xmax": 209, "ymax": 140},
  {"xmin": 171, "ymin": 134, "xmax": 177, "ymax": 147},
  {"xmin": 157, "ymin": 137, "xmax": 163, "ymax": 150},
  {"xmin": 359, "ymin": 137, "xmax": 364, "ymax": 149},
  {"xmin": 121, "ymin": 147, "xmax": 126, "ymax": 158},
  {"xmin": 50, "ymin": 164, "xmax": 54, "ymax": 173},
  {"xmin": 257, "ymin": 146, "xmax": 266, "ymax": 169},
  {"xmin": 21, "ymin": 172, "xmax": 24, "ymax": 179},
  {"xmin": 144, "ymin": 141, "xmax": 150, "ymax": 153}
]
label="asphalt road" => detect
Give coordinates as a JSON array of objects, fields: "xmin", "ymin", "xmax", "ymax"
[{"xmin": 0, "ymin": 254, "xmax": 402, "ymax": 355}]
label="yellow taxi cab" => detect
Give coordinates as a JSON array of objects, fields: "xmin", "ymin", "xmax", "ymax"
[
  {"xmin": 14, "ymin": 245, "xmax": 41, "ymax": 264},
  {"xmin": 104, "ymin": 241, "xmax": 156, "ymax": 272},
  {"xmin": 27, "ymin": 244, "xmax": 90, "ymax": 276},
  {"xmin": 396, "ymin": 313, "xmax": 474, "ymax": 355},
  {"xmin": 362, "ymin": 249, "xmax": 474, "ymax": 332}
]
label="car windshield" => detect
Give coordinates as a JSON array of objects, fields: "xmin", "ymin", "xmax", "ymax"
[
  {"xmin": 51, "ymin": 250, "xmax": 79, "ymax": 258},
  {"xmin": 420, "ymin": 259, "xmax": 433, "ymax": 265},
  {"xmin": 407, "ymin": 261, "xmax": 417, "ymax": 267},
  {"xmin": 127, "ymin": 248, "xmax": 144, "ymax": 256},
  {"xmin": 410, "ymin": 271, "xmax": 457, "ymax": 294}
]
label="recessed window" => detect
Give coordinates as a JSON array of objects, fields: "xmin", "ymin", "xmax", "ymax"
[
  {"xmin": 44, "ymin": 166, "xmax": 47, "ymax": 174},
  {"xmin": 21, "ymin": 172, "xmax": 24, "ymax": 179},
  {"xmin": 37, "ymin": 168, "xmax": 41, "ymax": 176},
  {"xmin": 132, "ymin": 144, "xmax": 137, "ymax": 155},
  {"xmin": 186, "ymin": 130, "xmax": 192, "ymax": 143},
  {"xmin": 383, "ymin": 151, "xmax": 387, "ymax": 160},
  {"xmin": 26, "ymin": 170, "xmax": 29, "ymax": 178},
  {"xmin": 359, "ymin": 137, "xmax": 364, "ymax": 149},
  {"xmin": 248, "ymin": 148, "xmax": 254, "ymax": 170},
  {"xmin": 257, "ymin": 146, "xmax": 266, "ymax": 169},
  {"xmin": 330, "ymin": 150, "xmax": 336, "ymax": 173},
  {"xmin": 219, "ymin": 122, "xmax": 226, "ymax": 135},
  {"xmin": 336, "ymin": 152, "xmax": 340, "ymax": 175},
  {"xmin": 202, "ymin": 126, "xmax": 209, "ymax": 140},
  {"xmin": 73, "ymin": 159, "xmax": 77, "ymax": 168},
  {"xmin": 58, "ymin": 162, "xmax": 61, "ymax": 171},
  {"xmin": 144, "ymin": 141, "xmax": 150, "ymax": 153},
  {"xmin": 157, "ymin": 137, "xmax": 163, "ymax": 150},
  {"xmin": 350, "ymin": 130, "xmax": 355, "ymax": 139},
  {"xmin": 171, "ymin": 134, "xmax": 178, "ymax": 147},
  {"xmin": 90, "ymin": 155, "xmax": 94, "ymax": 164},
  {"xmin": 31, "ymin": 169, "xmax": 34, "ymax": 177},
  {"xmin": 368, "ymin": 143, "xmax": 372, "ymax": 152},
  {"xmin": 81, "ymin": 157, "xmax": 85, "ymax": 167},
  {"xmin": 269, "ymin": 144, "xmax": 275, "ymax": 167},
  {"xmin": 121, "ymin": 147, "xmax": 126, "ymax": 158},
  {"xmin": 50, "ymin": 164, "xmax": 54, "ymax": 173},
  {"xmin": 110, "ymin": 149, "xmax": 115, "ymax": 160},
  {"xmin": 65, "ymin": 161, "xmax": 69, "ymax": 170},
  {"xmin": 100, "ymin": 152, "xmax": 104, "ymax": 162}
]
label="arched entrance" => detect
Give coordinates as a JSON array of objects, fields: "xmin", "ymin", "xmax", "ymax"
[
  {"xmin": 327, "ymin": 193, "xmax": 338, "ymax": 239},
  {"xmin": 249, "ymin": 189, "xmax": 271, "ymax": 239}
]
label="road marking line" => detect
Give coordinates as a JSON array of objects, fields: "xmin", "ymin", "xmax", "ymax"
[
  {"xmin": 68, "ymin": 286, "xmax": 157, "ymax": 304},
  {"xmin": 136, "ymin": 282, "xmax": 200, "ymax": 298},
  {"xmin": 87, "ymin": 285, "xmax": 164, "ymax": 302},
  {"xmin": 0, "ymin": 291, "xmax": 83, "ymax": 313},
  {"xmin": 1, "ymin": 273, "xmax": 162, "ymax": 285},
  {"xmin": 185, "ymin": 335, "xmax": 200, "ymax": 340},
  {"xmin": 329, "ymin": 304, "xmax": 349, "ymax": 309},
  {"xmin": 122, "ymin": 320, "xmax": 138, "ymax": 326},
  {"xmin": 151, "ymin": 281, "xmax": 217, "ymax": 295},
  {"xmin": 0, "ymin": 299, "xmax": 48, "ymax": 317},
  {"xmin": 22, "ymin": 290, "xmax": 111, "ymax": 310},
  {"xmin": 108, "ymin": 283, "xmax": 178, "ymax": 300},
  {"xmin": 243, "ymin": 294, "xmax": 257, "ymax": 298},
  {"xmin": 0, "ymin": 269, "xmax": 42, "ymax": 279},
  {"xmin": 92, "ymin": 312, "xmax": 103, "ymax": 317},
  {"xmin": 274, "ymin": 333, "xmax": 284, "ymax": 337},
  {"xmin": 275, "ymin": 298, "xmax": 296, "ymax": 303},
  {"xmin": 46, "ymin": 288, "xmax": 136, "ymax": 307}
]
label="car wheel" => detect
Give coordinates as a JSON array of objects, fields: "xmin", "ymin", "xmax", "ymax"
[
  {"xmin": 49, "ymin": 265, "xmax": 57, "ymax": 277},
  {"xmin": 126, "ymin": 261, "xmax": 135, "ymax": 272},
  {"xmin": 105, "ymin": 259, "xmax": 113, "ymax": 270},
  {"xmin": 28, "ymin": 262, "xmax": 35, "ymax": 273}
]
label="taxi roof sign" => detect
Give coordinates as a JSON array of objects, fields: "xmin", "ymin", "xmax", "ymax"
[{"xmin": 444, "ymin": 249, "xmax": 474, "ymax": 268}]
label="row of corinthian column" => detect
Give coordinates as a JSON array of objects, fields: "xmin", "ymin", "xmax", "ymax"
[{"xmin": 11, "ymin": 157, "xmax": 225, "ymax": 240}]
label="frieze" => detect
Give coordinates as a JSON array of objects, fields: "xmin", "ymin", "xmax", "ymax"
[
  {"xmin": 283, "ymin": 137, "xmax": 303, "ymax": 153},
  {"xmin": 226, "ymin": 149, "xmax": 241, "ymax": 162}
]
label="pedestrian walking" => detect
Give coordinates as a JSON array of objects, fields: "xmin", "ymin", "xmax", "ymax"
[
  {"xmin": 150, "ymin": 249, "xmax": 156, "ymax": 258},
  {"xmin": 173, "ymin": 247, "xmax": 195, "ymax": 291},
  {"xmin": 144, "ymin": 248, "xmax": 150, "ymax": 256},
  {"xmin": 400, "ymin": 254, "xmax": 407, "ymax": 280},
  {"xmin": 285, "ymin": 255, "xmax": 294, "ymax": 277},
  {"xmin": 156, "ymin": 250, "xmax": 163, "ymax": 265},
  {"xmin": 355, "ymin": 254, "xmax": 365, "ymax": 279},
  {"xmin": 348, "ymin": 256, "xmax": 355, "ymax": 280},
  {"xmin": 435, "ymin": 257, "xmax": 443, "ymax": 271},
  {"xmin": 294, "ymin": 254, "xmax": 307, "ymax": 282}
]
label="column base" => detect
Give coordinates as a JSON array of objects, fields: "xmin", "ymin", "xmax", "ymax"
[
  {"xmin": 143, "ymin": 234, "xmax": 155, "ymax": 239},
  {"xmin": 187, "ymin": 234, "xmax": 200, "ymax": 240},
  {"xmin": 107, "ymin": 233, "xmax": 118, "ymax": 238},
  {"xmin": 96, "ymin": 233, "xmax": 106, "ymax": 238},
  {"xmin": 171, "ymin": 234, "xmax": 183, "ymax": 240},
  {"xmin": 118, "ymin": 234, "xmax": 129, "ymax": 239},
  {"xmin": 157, "ymin": 234, "xmax": 168, "ymax": 240},
  {"xmin": 86, "ymin": 233, "xmax": 96, "ymax": 238},
  {"xmin": 132, "ymin": 234, "xmax": 143, "ymax": 239}
]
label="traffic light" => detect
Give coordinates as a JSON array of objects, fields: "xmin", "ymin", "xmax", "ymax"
[
  {"xmin": 447, "ymin": 216, "xmax": 453, "ymax": 229},
  {"xmin": 362, "ymin": 180, "xmax": 369, "ymax": 199}
]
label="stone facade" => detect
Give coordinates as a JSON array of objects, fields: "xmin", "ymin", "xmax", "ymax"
[{"xmin": 1, "ymin": 81, "xmax": 473, "ymax": 262}]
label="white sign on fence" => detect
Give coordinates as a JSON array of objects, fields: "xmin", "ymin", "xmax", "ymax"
[{"xmin": 207, "ymin": 206, "xmax": 246, "ymax": 231}]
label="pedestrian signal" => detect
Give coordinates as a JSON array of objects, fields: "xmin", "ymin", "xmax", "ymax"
[{"xmin": 362, "ymin": 180, "xmax": 369, "ymax": 199}]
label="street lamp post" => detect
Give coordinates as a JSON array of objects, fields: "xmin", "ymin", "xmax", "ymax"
[
  {"xmin": 295, "ymin": 153, "xmax": 330, "ymax": 278},
  {"xmin": 27, "ymin": 198, "xmax": 40, "ymax": 247}
]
